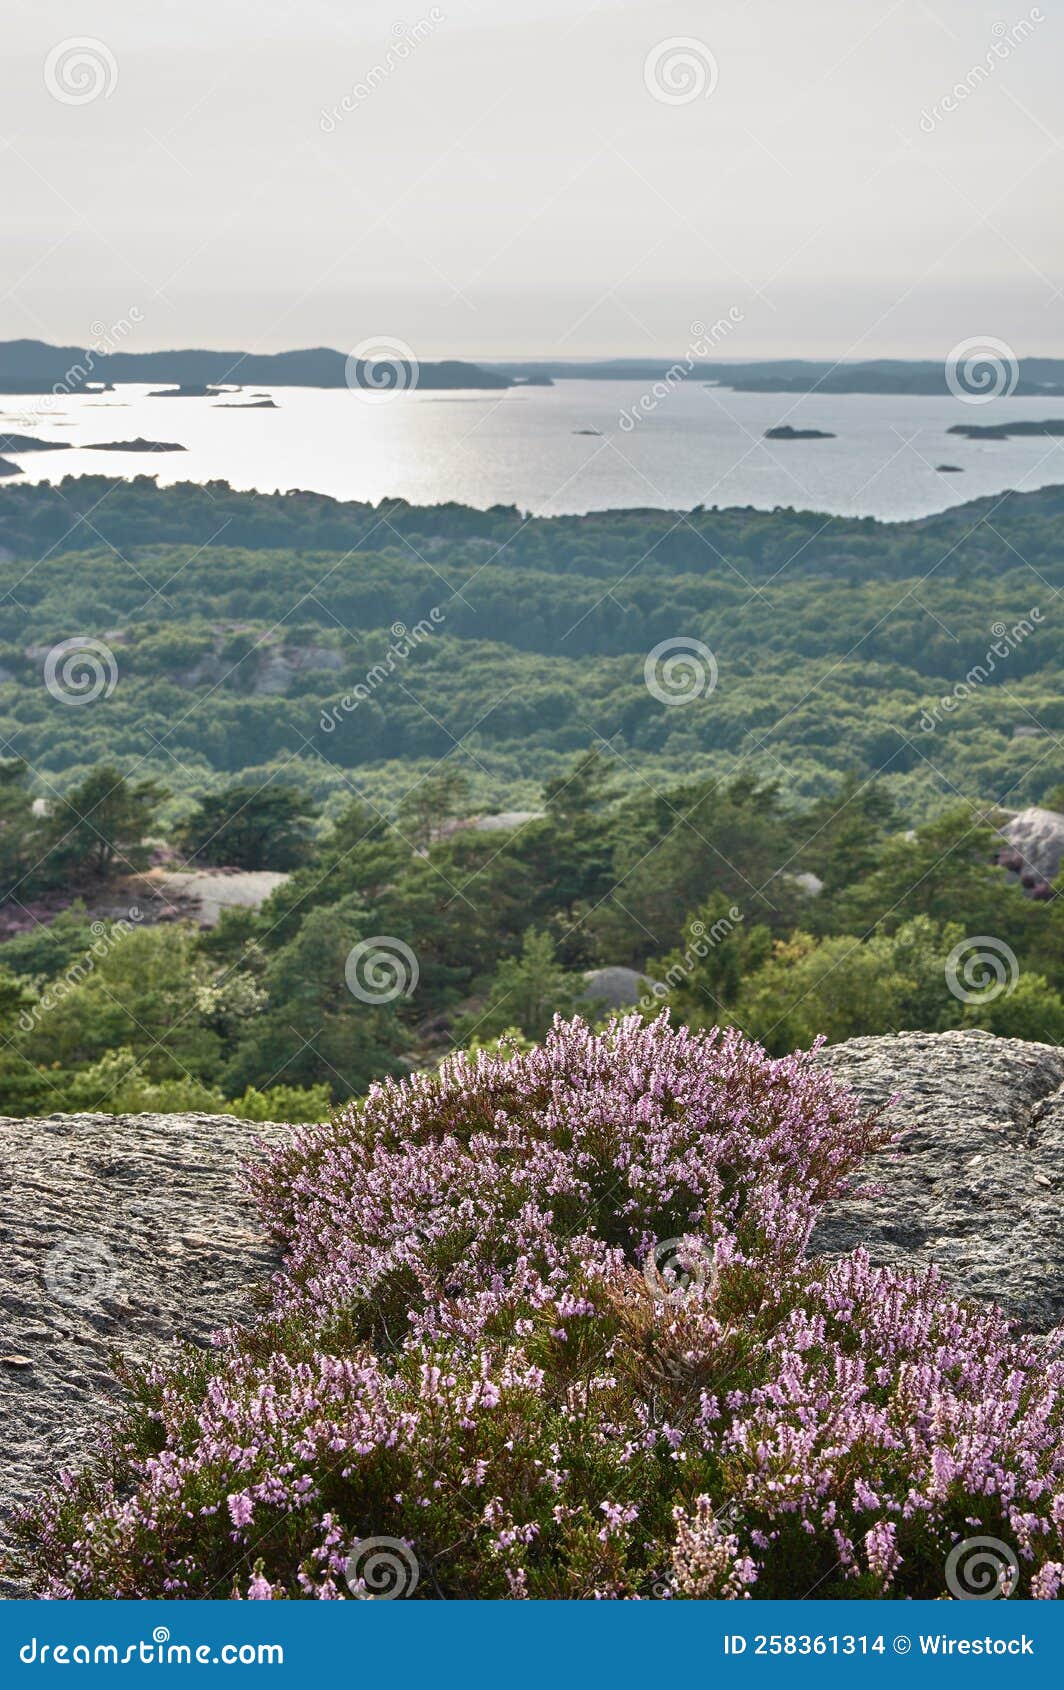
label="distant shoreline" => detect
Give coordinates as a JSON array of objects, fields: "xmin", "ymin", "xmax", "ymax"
[
  {"xmin": 0, "ymin": 340, "xmax": 511, "ymax": 397},
  {"xmin": 3, "ymin": 340, "xmax": 1064, "ymax": 398}
]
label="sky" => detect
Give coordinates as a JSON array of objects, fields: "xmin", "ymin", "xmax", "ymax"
[{"xmin": 1, "ymin": 0, "xmax": 1061, "ymax": 361}]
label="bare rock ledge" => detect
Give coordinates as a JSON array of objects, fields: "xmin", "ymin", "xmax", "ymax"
[
  {"xmin": 0, "ymin": 1110, "xmax": 288, "ymax": 1591},
  {"xmin": 2, "ymin": 1030, "xmax": 1063, "ymax": 1590},
  {"xmin": 814, "ymin": 1029, "xmax": 1064, "ymax": 1333}
]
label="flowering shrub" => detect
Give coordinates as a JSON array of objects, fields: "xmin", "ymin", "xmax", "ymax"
[{"xmin": 18, "ymin": 1016, "xmax": 1064, "ymax": 1599}]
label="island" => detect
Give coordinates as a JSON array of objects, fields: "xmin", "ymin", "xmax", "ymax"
[
  {"xmin": 0, "ymin": 434, "xmax": 72, "ymax": 452},
  {"xmin": 488, "ymin": 356, "xmax": 1064, "ymax": 397},
  {"xmin": 87, "ymin": 438, "xmax": 186, "ymax": 453},
  {"xmin": 149, "ymin": 385, "xmax": 228, "ymax": 399},
  {"xmin": 214, "ymin": 398, "xmax": 278, "ymax": 409},
  {"xmin": 947, "ymin": 419, "xmax": 1064, "ymax": 440},
  {"xmin": 935, "ymin": 464, "xmax": 964, "ymax": 473},
  {"xmin": 0, "ymin": 456, "xmax": 21, "ymax": 478},
  {"xmin": 764, "ymin": 425, "xmax": 836, "ymax": 440}
]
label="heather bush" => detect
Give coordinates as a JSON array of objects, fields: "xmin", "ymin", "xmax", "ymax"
[{"xmin": 17, "ymin": 1016, "xmax": 1064, "ymax": 1600}]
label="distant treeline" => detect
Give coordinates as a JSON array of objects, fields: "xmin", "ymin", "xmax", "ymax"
[
  {"xmin": 1, "ymin": 479, "xmax": 1063, "ymax": 817},
  {"xmin": 3, "ymin": 472, "xmax": 1064, "ymax": 578}
]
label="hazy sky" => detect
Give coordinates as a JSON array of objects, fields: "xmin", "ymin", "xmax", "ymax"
[{"xmin": 2, "ymin": 0, "xmax": 1061, "ymax": 360}]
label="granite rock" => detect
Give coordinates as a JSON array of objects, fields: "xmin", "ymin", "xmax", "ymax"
[
  {"xmin": 0, "ymin": 1110, "xmax": 287, "ymax": 1591},
  {"xmin": 816, "ymin": 1029, "xmax": 1064, "ymax": 1331},
  {"xmin": 1001, "ymin": 805, "xmax": 1064, "ymax": 883}
]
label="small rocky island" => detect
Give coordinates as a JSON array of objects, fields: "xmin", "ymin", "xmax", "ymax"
[
  {"xmin": 765, "ymin": 424, "xmax": 836, "ymax": 440},
  {"xmin": 148, "ymin": 385, "xmax": 227, "ymax": 399},
  {"xmin": 947, "ymin": 419, "xmax": 1064, "ymax": 440},
  {"xmin": 0, "ymin": 457, "xmax": 21, "ymax": 479},
  {"xmin": 89, "ymin": 438, "xmax": 186, "ymax": 453}
]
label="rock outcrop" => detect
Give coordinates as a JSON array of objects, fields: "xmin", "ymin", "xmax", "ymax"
[
  {"xmin": 0, "ymin": 1110, "xmax": 286, "ymax": 1589},
  {"xmin": 580, "ymin": 966, "xmax": 650, "ymax": 1009},
  {"xmin": 151, "ymin": 867, "xmax": 289, "ymax": 926},
  {"xmin": 817, "ymin": 1029, "xmax": 1064, "ymax": 1331},
  {"xmin": 1001, "ymin": 805, "xmax": 1064, "ymax": 886}
]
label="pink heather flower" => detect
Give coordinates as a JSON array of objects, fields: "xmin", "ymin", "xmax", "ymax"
[
  {"xmin": 227, "ymin": 1493, "xmax": 255, "ymax": 1530},
  {"xmin": 1031, "ymin": 1563, "xmax": 1063, "ymax": 1600},
  {"xmin": 599, "ymin": 1502, "xmax": 639, "ymax": 1541},
  {"xmin": 864, "ymin": 1520, "xmax": 901, "ymax": 1585}
]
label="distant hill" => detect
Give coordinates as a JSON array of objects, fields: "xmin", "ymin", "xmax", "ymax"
[
  {"xmin": 7, "ymin": 341, "xmax": 1064, "ymax": 397},
  {"xmin": 484, "ymin": 356, "xmax": 1064, "ymax": 396},
  {"xmin": 0, "ymin": 342, "xmax": 687, "ymax": 394},
  {"xmin": 0, "ymin": 339, "xmax": 511, "ymax": 394}
]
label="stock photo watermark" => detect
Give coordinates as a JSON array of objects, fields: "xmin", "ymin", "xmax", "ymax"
[
  {"xmin": 44, "ymin": 38, "xmax": 118, "ymax": 106},
  {"xmin": 42, "ymin": 637, "xmax": 119, "ymax": 705},
  {"xmin": 643, "ymin": 38, "xmax": 718, "ymax": 106},
  {"xmin": 643, "ymin": 1235, "xmax": 719, "ymax": 1302},
  {"xmin": 344, "ymin": 1536, "xmax": 421, "ymax": 1598},
  {"xmin": 18, "ymin": 1633, "xmax": 284, "ymax": 1667},
  {"xmin": 319, "ymin": 611, "xmax": 444, "ymax": 732},
  {"xmin": 16, "ymin": 309, "xmax": 144, "ymax": 422},
  {"xmin": 945, "ymin": 336, "xmax": 1019, "ymax": 403},
  {"xmin": 43, "ymin": 1235, "xmax": 119, "ymax": 1311},
  {"xmin": 944, "ymin": 1535, "xmax": 1020, "ymax": 1600},
  {"xmin": 944, "ymin": 936, "xmax": 1019, "ymax": 1004},
  {"xmin": 638, "ymin": 907, "xmax": 743, "ymax": 1014},
  {"xmin": 916, "ymin": 610, "xmax": 1041, "ymax": 732},
  {"xmin": 919, "ymin": 12, "xmax": 1045, "ymax": 133},
  {"xmin": 345, "ymin": 336, "xmax": 421, "ymax": 400},
  {"xmin": 345, "ymin": 937, "xmax": 420, "ymax": 1003},
  {"xmin": 644, "ymin": 636, "xmax": 718, "ymax": 706},
  {"xmin": 618, "ymin": 311, "xmax": 745, "ymax": 431},
  {"xmin": 17, "ymin": 913, "xmax": 143, "ymax": 1035}
]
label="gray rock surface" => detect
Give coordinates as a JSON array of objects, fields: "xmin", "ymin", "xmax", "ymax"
[
  {"xmin": 0, "ymin": 1110, "xmax": 287, "ymax": 1592},
  {"xmin": 816, "ymin": 1029, "xmax": 1064, "ymax": 1331},
  {"xmin": 468, "ymin": 810, "xmax": 544, "ymax": 832},
  {"xmin": 1002, "ymin": 805, "xmax": 1064, "ymax": 881},
  {"xmin": 438, "ymin": 811, "xmax": 544, "ymax": 845},
  {"xmin": 580, "ymin": 965, "xmax": 653, "ymax": 1009},
  {"xmin": 152, "ymin": 867, "xmax": 289, "ymax": 926}
]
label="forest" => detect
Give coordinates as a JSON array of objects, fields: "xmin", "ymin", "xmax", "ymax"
[
  {"xmin": 1, "ymin": 476, "xmax": 1064, "ymax": 820},
  {"xmin": 1, "ymin": 746, "xmax": 1063, "ymax": 1121},
  {"xmin": 1, "ymin": 475, "xmax": 1063, "ymax": 1120}
]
